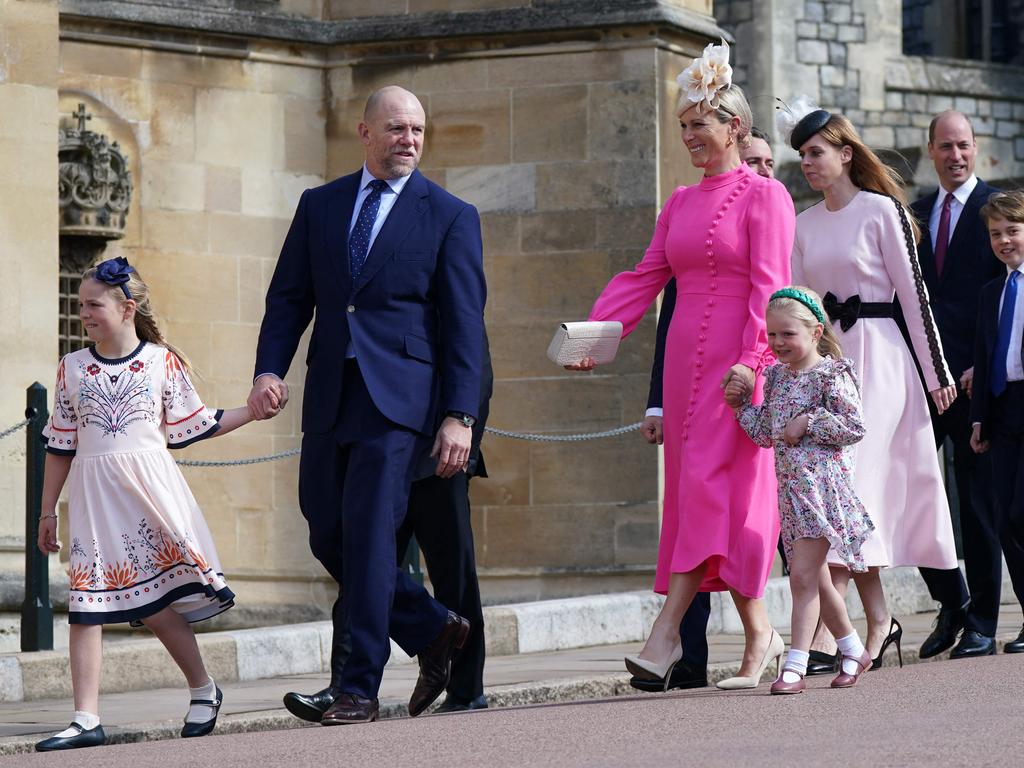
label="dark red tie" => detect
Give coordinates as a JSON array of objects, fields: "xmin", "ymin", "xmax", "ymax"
[{"xmin": 934, "ymin": 192, "xmax": 953, "ymax": 276}]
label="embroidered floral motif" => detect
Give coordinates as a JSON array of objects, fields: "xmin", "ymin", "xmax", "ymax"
[
  {"xmin": 129, "ymin": 360, "xmax": 145, "ymax": 373},
  {"xmin": 86, "ymin": 363, "xmax": 100, "ymax": 376},
  {"xmin": 76, "ymin": 357, "xmax": 156, "ymax": 438},
  {"xmin": 103, "ymin": 560, "xmax": 139, "ymax": 590}
]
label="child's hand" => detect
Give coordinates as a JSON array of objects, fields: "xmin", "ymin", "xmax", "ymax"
[
  {"xmin": 783, "ymin": 414, "xmax": 810, "ymax": 446},
  {"xmin": 37, "ymin": 516, "xmax": 60, "ymax": 555},
  {"xmin": 723, "ymin": 378, "xmax": 750, "ymax": 407},
  {"xmin": 970, "ymin": 423, "xmax": 989, "ymax": 454}
]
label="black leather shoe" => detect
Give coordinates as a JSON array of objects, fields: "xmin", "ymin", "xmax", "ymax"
[
  {"xmin": 434, "ymin": 694, "xmax": 489, "ymax": 713},
  {"xmin": 919, "ymin": 605, "xmax": 965, "ymax": 659},
  {"xmin": 283, "ymin": 687, "xmax": 339, "ymax": 723},
  {"xmin": 950, "ymin": 630, "xmax": 996, "ymax": 659},
  {"xmin": 1004, "ymin": 626, "xmax": 1024, "ymax": 654},
  {"xmin": 181, "ymin": 686, "xmax": 223, "ymax": 737},
  {"xmin": 35, "ymin": 723, "xmax": 106, "ymax": 752},
  {"xmin": 409, "ymin": 611, "xmax": 470, "ymax": 717},
  {"xmin": 629, "ymin": 659, "xmax": 707, "ymax": 692},
  {"xmin": 805, "ymin": 650, "xmax": 841, "ymax": 676},
  {"xmin": 321, "ymin": 693, "xmax": 379, "ymax": 725}
]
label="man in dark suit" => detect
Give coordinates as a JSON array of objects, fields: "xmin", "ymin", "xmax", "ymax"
[
  {"xmin": 249, "ymin": 86, "xmax": 487, "ymax": 724},
  {"xmin": 910, "ymin": 111, "xmax": 1005, "ymax": 660}
]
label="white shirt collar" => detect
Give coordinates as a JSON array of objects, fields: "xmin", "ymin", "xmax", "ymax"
[
  {"xmin": 939, "ymin": 174, "xmax": 978, "ymax": 207},
  {"xmin": 1008, "ymin": 263, "xmax": 1024, "ymax": 277},
  {"xmin": 359, "ymin": 165, "xmax": 412, "ymax": 195}
]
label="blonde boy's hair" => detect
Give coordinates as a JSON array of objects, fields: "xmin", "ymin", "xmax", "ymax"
[{"xmin": 980, "ymin": 190, "xmax": 1024, "ymax": 226}]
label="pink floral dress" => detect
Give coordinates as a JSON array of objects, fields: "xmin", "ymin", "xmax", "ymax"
[
  {"xmin": 44, "ymin": 341, "xmax": 234, "ymax": 625},
  {"xmin": 737, "ymin": 357, "xmax": 874, "ymax": 571}
]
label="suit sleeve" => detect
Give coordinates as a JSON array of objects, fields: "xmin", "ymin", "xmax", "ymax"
[
  {"xmin": 646, "ymin": 279, "xmax": 676, "ymax": 411},
  {"xmin": 970, "ymin": 285, "xmax": 995, "ymax": 433},
  {"xmin": 436, "ymin": 204, "xmax": 487, "ymax": 419},
  {"xmin": 253, "ymin": 189, "xmax": 316, "ymax": 381}
]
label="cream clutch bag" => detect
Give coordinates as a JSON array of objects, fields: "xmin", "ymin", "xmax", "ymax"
[{"xmin": 547, "ymin": 321, "xmax": 623, "ymax": 366}]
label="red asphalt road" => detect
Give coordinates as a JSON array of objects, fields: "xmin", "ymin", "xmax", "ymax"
[{"xmin": 8, "ymin": 654, "xmax": 1023, "ymax": 768}]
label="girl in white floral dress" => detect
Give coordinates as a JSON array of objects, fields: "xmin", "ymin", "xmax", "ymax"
[
  {"xmin": 35, "ymin": 257, "xmax": 265, "ymax": 751},
  {"xmin": 726, "ymin": 287, "xmax": 874, "ymax": 695}
]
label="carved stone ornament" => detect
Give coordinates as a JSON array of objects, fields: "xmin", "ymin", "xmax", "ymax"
[{"xmin": 58, "ymin": 103, "xmax": 133, "ymax": 240}]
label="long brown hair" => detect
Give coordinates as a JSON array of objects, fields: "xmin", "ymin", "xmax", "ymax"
[
  {"xmin": 815, "ymin": 114, "xmax": 921, "ymax": 242},
  {"xmin": 81, "ymin": 263, "xmax": 194, "ymax": 374},
  {"xmin": 766, "ymin": 286, "xmax": 843, "ymax": 360}
]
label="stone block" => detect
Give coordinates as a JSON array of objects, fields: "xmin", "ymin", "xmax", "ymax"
[
  {"xmin": 141, "ymin": 210, "xmax": 208, "ymax": 253},
  {"xmin": 0, "ymin": 656, "xmax": 22, "ymax": 703},
  {"xmin": 140, "ymin": 251, "xmax": 240, "ymax": 323},
  {"xmin": 100, "ymin": 639, "xmax": 192, "ymax": 693},
  {"xmin": 795, "ymin": 21, "xmax": 818, "ymax": 38},
  {"xmin": 1015, "ymin": 137, "xmax": 1024, "ymax": 160},
  {"xmin": 488, "ymin": 49, "xmax": 652, "ymax": 89},
  {"xmin": 196, "ymin": 88, "xmax": 286, "ymax": 171},
  {"xmin": 488, "ymin": 376, "xmax": 623, "ymax": 434},
  {"xmin": 818, "ymin": 22, "xmax": 837, "ymax": 40},
  {"xmin": 243, "ymin": 59, "xmax": 324, "ymax": 100},
  {"xmin": 588, "ymin": 80, "xmax": 657, "ymax": 162},
  {"xmin": 427, "ymin": 90, "xmax": 511, "ymax": 167},
  {"xmin": 535, "ymin": 161, "xmax": 655, "ymax": 211},
  {"xmin": 480, "ymin": 212, "xmax": 520, "ymax": 254},
  {"xmin": 512, "ymin": 593, "xmax": 647, "ymax": 653},
  {"xmin": 410, "ymin": 59, "xmax": 489, "ymax": 95},
  {"xmin": 327, "ymin": 0, "xmax": 408, "ymax": 18},
  {"xmin": 1015, "ymin": 103, "xmax": 1024, "ymax": 121},
  {"xmin": 996, "ymin": 120, "xmax": 1018, "ymax": 139},
  {"xmin": 613, "ymin": 503, "xmax": 659, "ymax": 566},
  {"xmin": 206, "ymin": 166, "xmax": 242, "ymax": 212},
  {"xmin": 1, "ymin": 0, "xmax": 58, "ymax": 87},
  {"xmin": 974, "ymin": 116, "xmax": 996, "ymax": 136},
  {"xmin": 530, "ymin": 439, "xmax": 656, "ymax": 505},
  {"xmin": 512, "ymin": 84, "xmax": 588, "ymax": 162},
  {"xmin": 797, "ymin": 40, "xmax": 829, "ymax": 65},
  {"xmin": 483, "ymin": 606, "xmax": 519, "ymax": 656},
  {"xmin": 142, "ymin": 81, "xmax": 197, "ymax": 163},
  {"xmin": 469, "ymin": 436, "xmax": 530, "ymax": 506},
  {"xmin": 904, "ymin": 92, "xmax": 928, "ymax": 113},
  {"xmin": 446, "ymin": 164, "xmax": 535, "ymax": 213},
  {"xmin": 231, "ymin": 623, "xmax": 323, "ymax": 681},
  {"xmin": 484, "ymin": 251, "xmax": 612, "ymax": 325},
  {"xmin": 209, "ymin": 212, "xmax": 285, "ymax": 260},
  {"xmin": 520, "ymin": 210, "xmax": 596, "ymax": 252},
  {"xmin": 210, "ymin": 323, "xmax": 261, "ymax": 381},
  {"xmin": 193, "ymin": 635, "xmax": 240, "ymax": 683},
  {"xmin": 954, "ymin": 96, "xmax": 978, "ymax": 115},
  {"xmin": 826, "ymin": 3, "xmax": 852, "ymax": 23},
  {"xmin": 410, "ymin": 0, "xmax": 523, "ymax": 12},
  {"xmin": 240, "ymin": 168, "xmax": 321, "ymax": 218},
  {"xmin": 828, "ymin": 42, "xmax": 847, "ymax": 68},
  {"xmin": 16, "ymin": 649, "xmax": 70, "ymax": 700},
  {"xmin": 142, "ymin": 48, "xmax": 249, "ymax": 91},
  {"xmin": 885, "ymin": 91, "xmax": 904, "ymax": 110},
  {"xmin": 882, "ymin": 110, "xmax": 908, "ymax": 126},
  {"xmin": 60, "ymin": 40, "xmax": 142, "ymax": 81},
  {"xmin": 141, "ymin": 160, "xmax": 206, "ymax": 212},
  {"xmin": 993, "ymin": 100, "xmax": 1011, "ymax": 119},
  {"xmin": 821, "ymin": 66, "xmax": 846, "ymax": 88},
  {"xmin": 861, "ymin": 126, "xmax": 895, "ymax": 148},
  {"xmin": 928, "ymin": 94, "xmax": 954, "ymax": 113},
  {"xmin": 481, "ymin": 504, "xmax": 616, "ymax": 569},
  {"xmin": 896, "ymin": 127, "xmax": 923, "ymax": 149},
  {"xmin": 284, "ymin": 97, "xmax": 326, "ymax": 175},
  {"xmin": 912, "ymin": 113, "xmax": 933, "ymax": 129},
  {"xmin": 595, "ymin": 206, "xmax": 655, "ymax": 250},
  {"xmin": 804, "ymin": 1, "xmax": 825, "ymax": 22},
  {"xmin": 837, "ymin": 24, "xmax": 865, "ymax": 42}
]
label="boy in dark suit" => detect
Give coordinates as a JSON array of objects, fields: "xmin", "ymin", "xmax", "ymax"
[{"xmin": 968, "ymin": 190, "xmax": 1024, "ymax": 654}]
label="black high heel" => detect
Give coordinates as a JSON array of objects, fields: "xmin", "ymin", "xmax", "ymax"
[{"xmin": 870, "ymin": 617, "xmax": 904, "ymax": 670}]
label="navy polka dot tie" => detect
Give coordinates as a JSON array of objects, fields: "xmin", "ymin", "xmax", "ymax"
[{"xmin": 349, "ymin": 179, "xmax": 389, "ymax": 280}]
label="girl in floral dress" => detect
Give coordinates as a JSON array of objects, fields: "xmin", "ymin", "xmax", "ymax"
[
  {"xmin": 35, "ymin": 257, "xmax": 265, "ymax": 751},
  {"xmin": 727, "ymin": 287, "xmax": 874, "ymax": 694}
]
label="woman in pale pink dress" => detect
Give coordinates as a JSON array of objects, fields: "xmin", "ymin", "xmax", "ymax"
[{"xmin": 568, "ymin": 43, "xmax": 795, "ymax": 689}]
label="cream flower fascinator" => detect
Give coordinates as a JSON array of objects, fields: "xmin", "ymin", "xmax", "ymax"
[
  {"xmin": 677, "ymin": 40, "xmax": 733, "ymax": 112},
  {"xmin": 776, "ymin": 95, "xmax": 832, "ymax": 150}
]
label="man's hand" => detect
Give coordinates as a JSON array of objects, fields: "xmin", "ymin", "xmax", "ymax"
[
  {"xmin": 248, "ymin": 374, "xmax": 288, "ymax": 420},
  {"xmin": 960, "ymin": 367, "xmax": 974, "ymax": 399},
  {"xmin": 970, "ymin": 423, "xmax": 990, "ymax": 454},
  {"xmin": 641, "ymin": 415, "xmax": 664, "ymax": 445},
  {"xmin": 432, "ymin": 416, "xmax": 472, "ymax": 478}
]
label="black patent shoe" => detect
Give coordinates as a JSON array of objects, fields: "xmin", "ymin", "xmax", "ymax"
[
  {"xmin": 283, "ymin": 687, "xmax": 339, "ymax": 723},
  {"xmin": 919, "ymin": 605, "xmax": 966, "ymax": 659},
  {"xmin": 35, "ymin": 723, "xmax": 106, "ymax": 752},
  {"xmin": 434, "ymin": 694, "xmax": 489, "ymax": 713},
  {"xmin": 1005, "ymin": 626, "xmax": 1024, "ymax": 654},
  {"xmin": 870, "ymin": 617, "xmax": 904, "ymax": 670},
  {"xmin": 181, "ymin": 686, "xmax": 223, "ymax": 738},
  {"xmin": 629, "ymin": 659, "xmax": 708, "ymax": 692},
  {"xmin": 806, "ymin": 650, "xmax": 841, "ymax": 676},
  {"xmin": 950, "ymin": 630, "xmax": 996, "ymax": 658}
]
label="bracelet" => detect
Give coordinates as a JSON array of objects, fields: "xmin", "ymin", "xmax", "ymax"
[{"xmin": 39, "ymin": 514, "xmax": 57, "ymax": 520}]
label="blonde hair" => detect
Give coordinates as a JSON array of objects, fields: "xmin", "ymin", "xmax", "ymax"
[
  {"xmin": 980, "ymin": 190, "xmax": 1024, "ymax": 226},
  {"xmin": 81, "ymin": 263, "xmax": 194, "ymax": 374},
  {"xmin": 678, "ymin": 84, "xmax": 754, "ymax": 149},
  {"xmin": 814, "ymin": 114, "xmax": 921, "ymax": 242},
  {"xmin": 766, "ymin": 285, "xmax": 843, "ymax": 360}
]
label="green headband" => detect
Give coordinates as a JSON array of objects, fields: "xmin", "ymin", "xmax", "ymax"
[{"xmin": 770, "ymin": 288, "xmax": 826, "ymax": 325}]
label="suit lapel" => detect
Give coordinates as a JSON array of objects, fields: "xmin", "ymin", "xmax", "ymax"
[
  {"xmin": 352, "ymin": 170, "xmax": 429, "ymax": 294},
  {"xmin": 943, "ymin": 182, "xmax": 989, "ymax": 288},
  {"xmin": 326, "ymin": 173, "xmax": 360, "ymax": 295}
]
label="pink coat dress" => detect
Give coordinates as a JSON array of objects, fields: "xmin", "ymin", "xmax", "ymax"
[
  {"xmin": 589, "ymin": 163, "xmax": 795, "ymax": 598},
  {"xmin": 793, "ymin": 192, "xmax": 958, "ymax": 569}
]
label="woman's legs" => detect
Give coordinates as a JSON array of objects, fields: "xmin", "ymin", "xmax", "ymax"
[
  {"xmin": 69, "ymin": 624, "xmax": 103, "ymax": 716},
  {"xmin": 729, "ymin": 590, "xmax": 774, "ymax": 677},
  {"xmin": 638, "ymin": 564, "xmax": 708, "ymax": 662},
  {"xmin": 141, "ymin": 607, "xmax": 209, "ymax": 688},
  {"xmin": 850, "ymin": 567, "xmax": 892, "ymax": 658}
]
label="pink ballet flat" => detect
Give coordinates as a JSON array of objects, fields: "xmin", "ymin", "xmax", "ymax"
[
  {"xmin": 770, "ymin": 667, "xmax": 806, "ymax": 695},
  {"xmin": 830, "ymin": 650, "xmax": 872, "ymax": 689}
]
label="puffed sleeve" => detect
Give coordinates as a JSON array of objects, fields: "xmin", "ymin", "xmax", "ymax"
[
  {"xmin": 739, "ymin": 180, "xmax": 795, "ymax": 371},
  {"xmin": 737, "ymin": 365, "xmax": 778, "ymax": 448},
  {"xmin": 43, "ymin": 356, "xmax": 78, "ymax": 456},
  {"xmin": 876, "ymin": 196, "xmax": 953, "ymax": 391},
  {"xmin": 587, "ymin": 188, "xmax": 682, "ymax": 335},
  {"xmin": 162, "ymin": 351, "xmax": 221, "ymax": 449},
  {"xmin": 806, "ymin": 358, "xmax": 866, "ymax": 447}
]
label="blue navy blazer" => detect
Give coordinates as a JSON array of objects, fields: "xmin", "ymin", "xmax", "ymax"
[
  {"xmin": 254, "ymin": 169, "xmax": 487, "ymax": 436},
  {"xmin": 970, "ymin": 271, "xmax": 1024, "ymax": 439}
]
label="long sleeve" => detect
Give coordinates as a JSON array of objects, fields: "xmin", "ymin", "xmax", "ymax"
[
  {"xmin": 876, "ymin": 196, "xmax": 952, "ymax": 391},
  {"xmin": 588, "ymin": 189, "xmax": 680, "ymax": 336},
  {"xmin": 736, "ymin": 365, "xmax": 777, "ymax": 448},
  {"xmin": 806, "ymin": 360, "xmax": 866, "ymax": 447},
  {"xmin": 646, "ymin": 278, "xmax": 677, "ymax": 410},
  {"xmin": 738, "ymin": 180, "xmax": 795, "ymax": 371}
]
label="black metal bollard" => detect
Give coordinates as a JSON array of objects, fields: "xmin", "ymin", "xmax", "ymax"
[{"xmin": 21, "ymin": 382, "xmax": 54, "ymax": 652}]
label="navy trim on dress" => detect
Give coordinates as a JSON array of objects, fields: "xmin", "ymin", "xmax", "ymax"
[
  {"xmin": 166, "ymin": 419, "xmax": 222, "ymax": 450},
  {"xmin": 68, "ymin": 582, "xmax": 235, "ymax": 626},
  {"xmin": 88, "ymin": 339, "xmax": 148, "ymax": 365},
  {"xmin": 44, "ymin": 446, "xmax": 77, "ymax": 456}
]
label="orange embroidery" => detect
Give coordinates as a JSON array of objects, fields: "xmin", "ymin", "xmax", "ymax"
[
  {"xmin": 69, "ymin": 562, "xmax": 92, "ymax": 591},
  {"xmin": 153, "ymin": 539, "xmax": 184, "ymax": 571},
  {"xmin": 103, "ymin": 560, "xmax": 138, "ymax": 590},
  {"xmin": 187, "ymin": 545, "xmax": 209, "ymax": 572}
]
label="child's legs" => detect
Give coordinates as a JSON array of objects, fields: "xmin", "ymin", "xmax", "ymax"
[
  {"xmin": 787, "ymin": 538, "xmax": 829, "ymax": 652},
  {"xmin": 850, "ymin": 566, "xmax": 891, "ymax": 656},
  {"xmin": 69, "ymin": 624, "xmax": 102, "ymax": 715},
  {"xmin": 817, "ymin": 561, "xmax": 855, "ymax": 641},
  {"xmin": 809, "ymin": 565, "xmax": 849, "ymax": 653},
  {"xmin": 141, "ymin": 607, "xmax": 208, "ymax": 688}
]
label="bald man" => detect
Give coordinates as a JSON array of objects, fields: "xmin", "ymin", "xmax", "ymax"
[{"xmin": 250, "ymin": 86, "xmax": 487, "ymax": 723}]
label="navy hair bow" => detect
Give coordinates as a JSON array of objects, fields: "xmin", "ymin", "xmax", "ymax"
[{"xmin": 94, "ymin": 257, "xmax": 135, "ymax": 299}]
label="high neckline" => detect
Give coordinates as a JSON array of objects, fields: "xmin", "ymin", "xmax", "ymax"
[
  {"xmin": 89, "ymin": 339, "xmax": 147, "ymax": 365},
  {"xmin": 699, "ymin": 162, "xmax": 751, "ymax": 190}
]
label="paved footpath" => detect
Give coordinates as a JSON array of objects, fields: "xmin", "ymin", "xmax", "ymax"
[{"xmin": 2, "ymin": 604, "xmax": 1022, "ymax": 761}]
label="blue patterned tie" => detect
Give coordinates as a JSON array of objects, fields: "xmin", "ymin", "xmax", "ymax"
[
  {"xmin": 991, "ymin": 270, "xmax": 1019, "ymax": 396},
  {"xmin": 349, "ymin": 179, "xmax": 389, "ymax": 280}
]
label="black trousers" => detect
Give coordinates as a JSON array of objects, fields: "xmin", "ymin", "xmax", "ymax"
[
  {"xmin": 984, "ymin": 382, "xmax": 1024, "ymax": 617},
  {"xmin": 918, "ymin": 388, "xmax": 1003, "ymax": 635}
]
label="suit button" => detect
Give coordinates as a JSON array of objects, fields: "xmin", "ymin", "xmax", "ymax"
[{"xmin": 347, "ymin": 305, "xmax": 356, "ymax": 313}]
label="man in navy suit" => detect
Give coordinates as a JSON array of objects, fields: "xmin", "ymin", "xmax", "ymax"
[
  {"xmin": 249, "ymin": 86, "xmax": 487, "ymax": 724},
  {"xmin": 910, "ymin": 111, "xmax": 1005, "ymax": 660}
]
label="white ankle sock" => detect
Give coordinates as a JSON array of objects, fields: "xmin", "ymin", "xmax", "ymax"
[
  {"xmin": 186, "ymin": 678, "xmax": 219, "ymax": 724},
  {"xmin": 781, "ymin": 649, "xmax": 809, "ymax": 683},
  {"xmin": 836, "ymin": 632, "xmax": 867, "ymax": 674},
  {"xmin": 54, "ymin": 710, "xmax": 100, "ymax": 737}
]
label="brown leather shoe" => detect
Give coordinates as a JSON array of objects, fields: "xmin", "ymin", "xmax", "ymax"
[
  {"xmin": 408, "ymin": 612, "xmax": 470, "ymax": 717},
  {"xmin": 320, "ymin": 693, "xmax": 379, "ymax": 725}
]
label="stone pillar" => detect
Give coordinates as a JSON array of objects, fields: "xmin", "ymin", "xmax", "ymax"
[{"xmin": 0, "ymin": 1, "xmax": 60, "ymax": 595}]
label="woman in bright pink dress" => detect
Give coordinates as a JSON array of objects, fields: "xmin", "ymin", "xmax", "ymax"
[{"xmin": 569, "ymin": 43, "xmax": 795, "ymax": 688}]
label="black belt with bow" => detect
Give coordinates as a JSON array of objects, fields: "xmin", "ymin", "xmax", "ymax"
[{"xmin": 823, "ymin": 292, "xmax": 895, "ymax": 332}]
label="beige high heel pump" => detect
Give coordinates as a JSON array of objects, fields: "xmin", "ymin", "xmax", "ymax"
[{"xmin": 716, "ymin": 629, "xmax": 785, "ymax": 690}]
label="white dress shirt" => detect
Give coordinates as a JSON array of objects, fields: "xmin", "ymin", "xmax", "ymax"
[
  {"xmin": 998, "ymin": 264, "xmax": 1024, "ymax": 383},
  {"xmin": 928, "ymin": 174, "xmax": 978, "ymax": 251}
]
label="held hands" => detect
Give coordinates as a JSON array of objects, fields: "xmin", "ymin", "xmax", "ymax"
[
  {"xmin": 783, "ymin": 414, "xmax": 810, "ymax": 446},
  {"xmin": 247, "ymin": 374, "xmax": 289, "ymax": 420},
  {"xmin": 720, "ymin": 364, "xmax": 755, "ymax": 409},
  {"xmin": 37, "ymin": 516, "xmax": 59, "ymax": 555},
  {"xmin": 432, "ymin": 417, "xmax": 472, "ymax": 478},
  {"xmin": 641, "ymin": 415, "xmax": 664, "ymax": 445},
  {"xmin": 970, "ymin": 423, "xmax": 990, "ymax": 454},
  {"xmin": 564, "ymin": 356, "xmax": 596, "ymax": 372},
  {"xmin": 960, "ymin": 367, "xmax": 974, "ymax": 399},
  {"xmin": 930, "ymin": 384, "xmax": 957, "ymax": 415}
]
